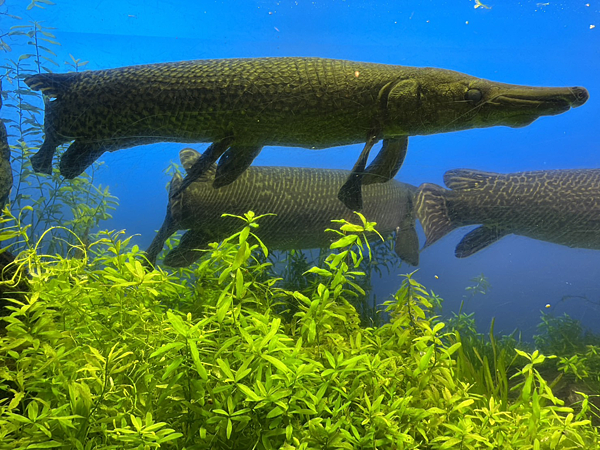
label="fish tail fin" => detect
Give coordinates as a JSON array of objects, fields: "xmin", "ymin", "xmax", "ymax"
[
  {"xmin": 24, "ymin": 72, "xmax": 77, "ymax": 97},
  {"xmin": 25, "ymin": 74, "xmax": 76, "ymax": 174},
  {"xmin": 415, "ymin": 182, "xmax": 456, "ymax": 247}
]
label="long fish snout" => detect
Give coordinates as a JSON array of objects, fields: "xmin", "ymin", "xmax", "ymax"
[
  {"xmin": 483, "ymin": 84, "xmax": 590, "ymax": 129},
  {"xmin": 505, "ymin": 85, "xmax": 589, "ymax": 109}
]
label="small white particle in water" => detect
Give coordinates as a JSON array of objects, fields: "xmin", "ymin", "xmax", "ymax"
[
  {"xmin": 586, "ymin": 3, "xmax": 590, "ymax": 6},
  {"xmin": 591, "ymin": 24, "xmax": 596, "ymax": 29},
  {"xmin": 465, "ymin": 20, "xmax": 469, "ymax": 24},
  {"xmin": 274, "ymin": 27, "xmax": 280, "ymax": 32}
]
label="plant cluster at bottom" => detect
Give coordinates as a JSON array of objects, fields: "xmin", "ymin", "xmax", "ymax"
[{"xmin": 0, "ymin": 212, "xmax": 598, "ymax": 449}]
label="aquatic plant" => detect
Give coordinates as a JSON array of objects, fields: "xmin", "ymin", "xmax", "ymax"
[
  {"xmin": 448, "ymin": 316, "xmax": 521, "ymax": 408},
  {"xmin": 1, "ymin": 213, "xmax": 598, "ymax": 449},
  {"xmin": 535, "ymin": 312, "xmax": 600, "ymax": 358},
  {"xmin": 533, "ymin": 312, "xmax": 600, "ymax": 426},
  {"xmin": 1, "ymin": 2, "xmax": 118, "ymax": 256}
]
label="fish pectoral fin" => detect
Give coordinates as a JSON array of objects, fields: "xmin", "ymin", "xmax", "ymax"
[
  {"xmin": 213, "ymin": 145, "xmax": 263, "ymax": 189},
  {"xmin": 455, "ymin": 226, "xmax": 509, "ymax": 258},
  {"xmin": 415, "ymin": 182, "xmax": 456, "ymax": 247},
  {"xmin": 362, "ymin": 136, "xmax": 408, "ymax": 185},
  {"xmin": 172, "ymin": 138, "xmax": 232, "ymax": 198},
  {"xmin": 394, "ymin": 218, "xmax": 420, "ymax": 266},
  {"xmin": 180, "ymin": 148, "xmax": 203, "ymax": 172},
  {"xmin": 59, "ymin": 140, "xmax": 110, "ymax": 179},
  {"xmin": 338, "ymin": 133, "xmax": 380, "ymax": 211},
  {"xmin": 444, "ymin": 169, "xmax": 498, "ymax": 191},
  {"xmin": 142, "ymin": 174, "xmax": 184, "ymax": 269},
  {"xmin": 163, "ymin": 229, "xmax": 211, "ymax": 268},
  {"xmin": 31, "ymin": 138, "xmax": 60, "ymax": 175},
  {"xmin": 142, "ymin": 207, "xmax": 181, "ymax": 270},
  {"xmin": 168, "ymin": 173, "xmax": 185, "ymax": 222}
]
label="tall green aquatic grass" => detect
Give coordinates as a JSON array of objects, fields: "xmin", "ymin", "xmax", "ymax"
[
  {"xmin": 1, "ymin": 4, "xmax": 118, "ymax": 257},
  {"xmin": 1, "ymin": 212, "xmax": 599, "ymax": 449}
]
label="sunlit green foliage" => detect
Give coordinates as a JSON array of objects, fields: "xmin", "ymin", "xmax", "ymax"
[{"xmin": 0, "ymin": 213, "xmax": 598, "ymax": 449}]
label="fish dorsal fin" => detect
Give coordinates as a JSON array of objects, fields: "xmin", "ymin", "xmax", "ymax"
[
  {"xmin": 180, "ymin": 148, "xmax": 202, "ymax": 172},
  {"xmin": 444, "ymin": 169, "xmax": 498, "ymax": 191},
  {"xmin": 179, "ymin": 147, "xmax": 217, "ymax": 181}
]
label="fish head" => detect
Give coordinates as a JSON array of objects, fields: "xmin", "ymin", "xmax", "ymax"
[{"xmin": 384, "ymin": 68, "xmax": 589, "ymax": 135}]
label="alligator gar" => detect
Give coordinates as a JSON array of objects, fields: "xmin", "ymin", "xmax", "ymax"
[
  {"xmin": 0, "ymin": 80, "xmax": 13, "ymax": 206},
  {"xmin": 24, "ymin": 57, "xmax": 589, "ymax": 210},
  {"xmin": 415, "ymin": 168, "xmax": 600, "ymax": 257},
  {"xmin": 144, "ymin": 147, "xmax": 420, "ymax": 267}
]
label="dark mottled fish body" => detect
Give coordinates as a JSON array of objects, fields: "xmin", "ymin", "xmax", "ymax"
[
  {"xmin": 416, "ymin": 169, "xmax": 600, "ymax": 257},
  {"xmin": 24, "ymin": 57, "xmax": 588, "ymax": 210},
  {"xmin": 145, "ymin": 148, "xmax": 419, "ymax": 267},
  {"xmin": 0, "ymin": 80, "xmax": 13, "ymax": 206}
]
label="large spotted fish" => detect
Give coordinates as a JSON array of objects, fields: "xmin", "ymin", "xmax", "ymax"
[
  {"xmin": 145, "ymin": 148, "xmax": 420, "ymax": 267},
  {"xmin": 25, "ymin": 57, "xmax": 588, "ymax": 210}
]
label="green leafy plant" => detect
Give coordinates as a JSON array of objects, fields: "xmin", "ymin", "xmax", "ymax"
[{"xmin": 1, "ymin": 213, "xmax": 598, "ymax": 449}]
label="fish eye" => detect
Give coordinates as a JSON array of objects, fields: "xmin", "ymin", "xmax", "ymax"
[{"xmin": 465, "ymin": 88, "xmax": 483, "ymax": 103}]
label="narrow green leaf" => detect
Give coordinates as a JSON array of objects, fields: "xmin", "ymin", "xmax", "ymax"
[
  {"xmin": 259, "ymin": 317, "xmax": 281, "ymax": 349},
  {"xmin": 167, "ymin": 311, "xmax": 189, "ymax": 337},
  {"xmin": 217, "ymin": 358, "xmax": 235, "ymax": 380},
  {"xmin": 262, "ymin": 354, "xmax": 290, "ymax": 373},
  {"xmin": 150, "ymin": 342, "xmax": 185, "ymax": 359},
  {"xmin": 235, "ymin": 268, "xmax": 245, "ymax": 298},
  {"xmin": 25, "ymin": 442, "xmax": 63, "ymax": 448},
  {"xmin": 189, "ymin": 340, "xmax": 208, "ymax": 381},
  {"xmin": 162, "ymin": 357, "xmax": 184, "ymax": 380},
  {"xmin": 237, "ymin": 384, "xmax": 262, "ymax": 401},
  {"xmin": 330, "ymin": 235, "xmax": 357, "ymax": 249},
  {"xmin": 304, "ymin": 267, "xmax": 332, "ymax": 277},
  {"xmin": 419, "ymin": 345, "xmax": 435, "ymax": 371}
]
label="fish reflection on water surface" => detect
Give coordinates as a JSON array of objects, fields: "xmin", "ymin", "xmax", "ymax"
[
  {"xmin": 144, "ymin": 148, "xmax": 420, "ymax": 268},
  {"xmin": 416, "ymin": 168, "xmax": 600, "ymax": 257},
  {"xmin": 24, "ymin": 57, "xmax": 589, "ymax": 211}
]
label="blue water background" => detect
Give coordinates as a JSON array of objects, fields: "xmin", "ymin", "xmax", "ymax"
[{"xmin": 3, "ymin": 0, "xmax": 600, "ymax": 339}]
